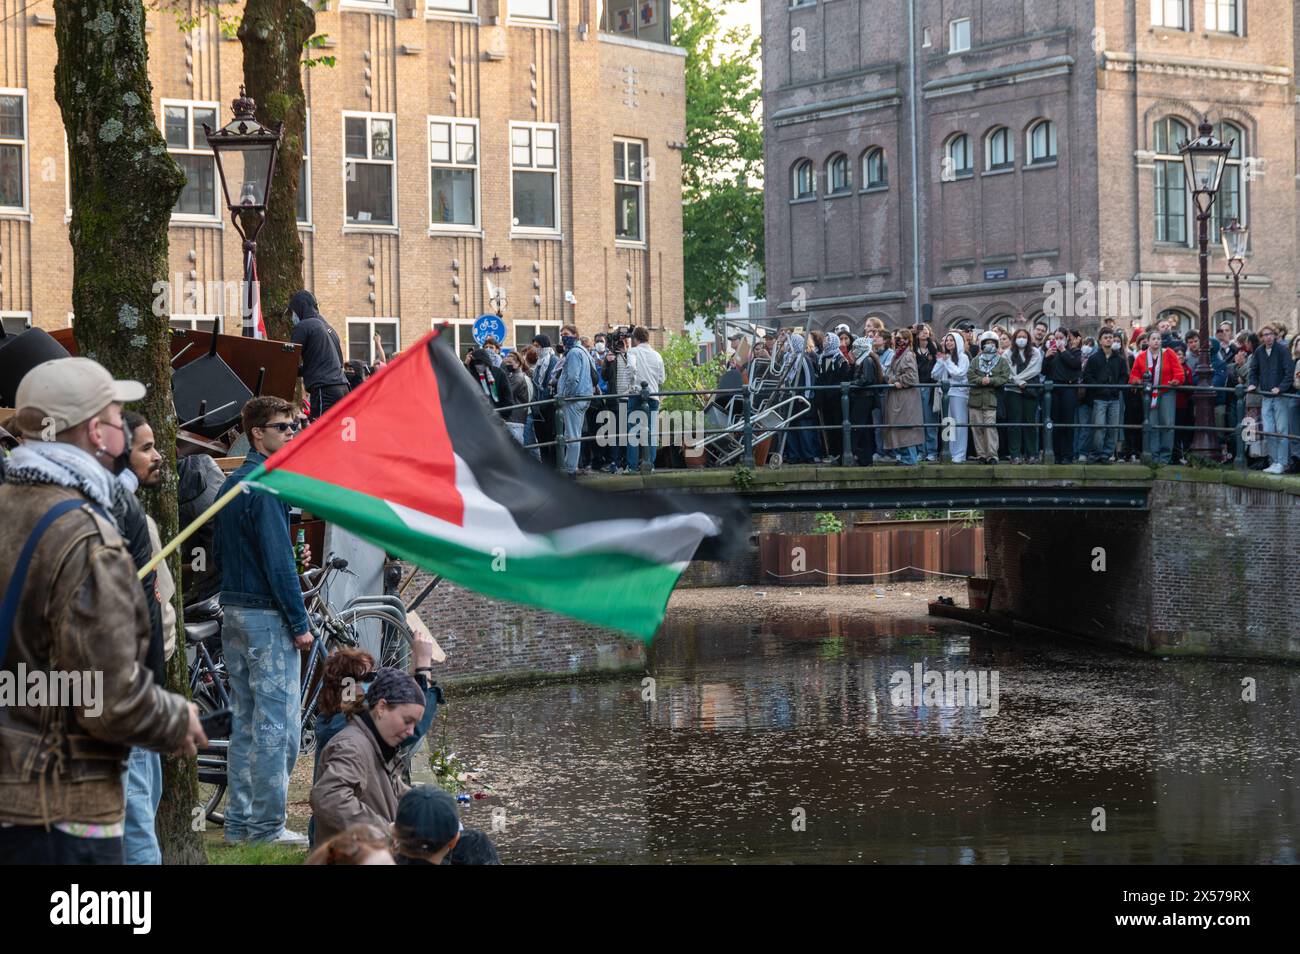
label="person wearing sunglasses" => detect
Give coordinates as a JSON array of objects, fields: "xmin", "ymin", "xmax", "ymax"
[{"xmin": 212, "ymin": 396, "xmax": 315, "ymax": 848}]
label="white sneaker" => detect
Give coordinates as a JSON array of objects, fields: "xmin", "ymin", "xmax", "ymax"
[
  {"xmin": 267, "ymin": 828, "xmax": 309, "ymax": 847},
  {"xmin": 1263, "ymin": 462, "xmax": 1285, "ymax": 475}
]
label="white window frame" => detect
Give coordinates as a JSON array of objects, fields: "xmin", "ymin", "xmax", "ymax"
[
  {"xmin": 0, "ymin": 89, "xmax": 29, "ymax": 214},
  {"xmin": 1151, "ymin": 0, "xmax": 1189, "ymax": 29},
  {"xmin": 1027, "ymin": 119, "xmax": 1057, "ymax": 165},
  {"xmin": 428, "ymin": 116, "xmax": 480, "ymax": 232},
  {"xmin": 296, "ymin": 108, "xmax": 312, "ymax": 226},
  {"xmin": 161, "ymin": 99, "xmax": 221, "ymax": 223},
  {"xmin": 985, "ymin": 127, "xmax": 1013, "ymax": 170},
  {"xmin": 792, "ymin": 159, "xmax": 815, "ymax": 198},
  {"xmin": 443, "ymin": 319, "xmax": 479, "ymax": 359},
  {"xmin": 0, "ymin": 310, "xmax": 31, "ymax": 336},
  {"xmin": 508, "ymin": 0, "xmax": 555, "ymax": 25},
  {"xmin": 513, "ymin": 320, "xmax": 561, "ymax": 351},
  {"xmin": 347, "ymin": 317, "xmax": 400, "ymax": 365},
  {"xmin": 949, "ymin": 18, "xmax": 971, "ymax": 53},
  {"xmin": 825, "ymin": 153, "xmax": 851, "ymax": 194},
  {"xmin": 340, "ymin": 0, "xmax": 395, "ymax": 12},
  {"xmin": 1153, "ymin": 116, "xmax": 1191, "ymax": 246},
  {"xmin": 1204, "ymin": 0, "xmax": 1241, "ymax": 34},
  {"xmin": 427, "ymin": 0, "xmax": 476, "ymax": 16},
  {"xmin": 342, "ymin": 110, "xmax": 397, "ymax": 230},
  {"xmin": 509, "ymin": 121, "xmax": 561, "ymax": 235},
  {"xmin": 862, "ymin": 147, "xmax": 887, "ymax": 189},
  {"xmin": 945, "ymin": 134, "xmax": 973, "ymax": 177},
  {"xmin": 614, "ymin": 137, "xmax": 646, "ymax": 245}
]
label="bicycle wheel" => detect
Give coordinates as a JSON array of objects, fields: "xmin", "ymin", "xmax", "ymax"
[
  {"xmin": 341, "ymin": 608, "xmax": 415, "ymax": 672},
  {"xmin": 193, "ymin": 689, "xmax": 228, "ymax": 826}
]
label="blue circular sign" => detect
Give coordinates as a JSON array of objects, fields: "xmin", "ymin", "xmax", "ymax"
[{"xmin": 472, "ymin": 314, "xmax": 507, "ymax": 347}]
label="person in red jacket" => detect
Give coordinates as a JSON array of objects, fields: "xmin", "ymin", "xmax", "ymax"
[{"xmin": 1129, "ymin": 331, "xmax": 1185, "ymax": 464}]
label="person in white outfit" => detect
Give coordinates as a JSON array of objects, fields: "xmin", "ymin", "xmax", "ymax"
[{"xmin": 934, "ymin": 331, "xmax": 970, "ymax": 462}]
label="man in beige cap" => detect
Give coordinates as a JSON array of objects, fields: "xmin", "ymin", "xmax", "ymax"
[{"xmin": 0, "ymin": 356, "xmax": 205, "ymax": 865}]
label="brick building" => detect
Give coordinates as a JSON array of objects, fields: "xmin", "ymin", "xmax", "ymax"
[
  {"xmin": 0, "ymin": 0, "xmax": 685, "ymax": 358},
  {"xmin": 762, "ymin": 0, "xmax": 1295, "ymax": 335}
]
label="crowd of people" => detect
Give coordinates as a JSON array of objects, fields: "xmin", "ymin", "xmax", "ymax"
[
  {"xmin": 722, "ymin": 315, "xmax": 1300, "ymax": 473},
  {"xmin": 0, "ymin": 345, "xmax": 493, "ymax": 865}
]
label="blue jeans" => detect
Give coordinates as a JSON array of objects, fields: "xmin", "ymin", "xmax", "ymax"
[
  {"xmin": 1261, "ymin": 395, "xmax": 1290, "ymax": 465},
  {"xmin": 1090, "ymin": 399, "xmax": 1122, "ymax": 460},
  {"xmin": 895, "ymin": 444, "xmax": 920, "ymax": 465},
  {"xmin": 921, "ymin": 394, "xmax": 939, "ymax": 458},
  {"xmin": 123, "ymin": 747, "xmax": 162, "ymax": 864},
  {"xmin": 523, "ymin": 413, "xmax": 540, "ymax": 460},
  {"xmin": 223, "ymin": 605, "xmax": 300, "ymax": 843},
  {"xmin": 626, "ymin": 395, "xmax": 660, "ymax": 472},
  {"xmin": 1148, "ymin": 392, "xmax": 1176, "ymax": 464},
  {"xmin": 561, "ymin": 399, "xmax": 589, "ymax": 474},
  {"xmin": 1074, "ymin": 403, "xmax": 1091, "ymax": 459}
]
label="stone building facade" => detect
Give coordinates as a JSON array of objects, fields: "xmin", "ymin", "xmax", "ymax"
[
  {"xmin": 0, "ymin": 0, "xmax": 685, "ymax": 356},
  {"xmin": 762, "ymin": 0, "xmax": 1295, "ymax": 336}
]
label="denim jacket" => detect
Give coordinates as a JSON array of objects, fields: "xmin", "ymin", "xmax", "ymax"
[{"xmin": 213, "ymin": 451, "xmax": 310, "ymax": 636}]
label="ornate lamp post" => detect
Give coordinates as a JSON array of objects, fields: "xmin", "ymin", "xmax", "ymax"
[
  {"xmin": 205, "ymin": 87, "xmax": 282, "ymax": 338},
  {"xmin": 1178, "ymin": 120, "xmax": 1232, "ymax": 457},
  {"xmin": 1220, "ymin": 217, "xmax": 1248, "ymax": 332}
]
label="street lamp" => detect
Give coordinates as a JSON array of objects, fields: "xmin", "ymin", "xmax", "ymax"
[
  {"xmin": 1178, "ymin": 120, "xmax": 1233, "ymax": 457},
  {"xmin": 1220, "ymin": 217, "xmax": 1248, "ymax": 333},
  {"xmin": 205, "ymin": 86, "xmax": 282, "ymax": 337}
]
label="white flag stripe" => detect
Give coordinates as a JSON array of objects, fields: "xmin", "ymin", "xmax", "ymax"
[{"xmin": 385, "ymin": 454, "xmax": 719, "ymax": 564}]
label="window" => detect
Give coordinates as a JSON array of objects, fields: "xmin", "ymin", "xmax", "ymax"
[
  {"xmin": 0, "ymin": 90, "xmax": 27, "ymax": 212},
  {"xmin": 348, "ymin": 319, "xmax": 399, "ymax": 364},
  {"xmin": 343, "ymin": 113, "xmax": 396, "ymax": 227},
  {"xmin": 1153, "ymin": 116, "xmax": 1190, "ymax": 244},
  {"xmin": 429, "ymin": 117, "xmax": 479, "ymax": 229},
  {"xmin": 863, "ymin": 148, "xmax": 887, "ymax": 188},
  {"xmin": 341, "ymin": 0, "xmax": 393, "ymax": 9},
  {"xmin": 1211, "ymin": 122, "xmax": 1244, "ymax": 236},
  {"xmin": 1205, "ymin": 0, "xmax": 1240, "ymax": 33},
  {"xmin": 444, "ymin": 320, "xmax": 479, "ymax": 358},
  {"xmin": 169, "ymin": 315, "xmax": 224, "ymax": 333},
  {"xmin": 1027, "ymin": 120, "xmax": 1057, "ymax": 164},
  {"xmin": 985, "ymin": 127, "xmax": 1013, "ymax": 170},
  {"xmin": 510, "ymin": 123, "xmax": 559, "ymax": 232},
  {"xmin": 1157, "ymin": 308, "xmax": 1192, "ymax": 333},
  {"xmin": 793, "ymin": 159, "xmax": 815, "ymax": 198},
  {"xmin": 428, "ymin": 0, "xmax": 474, "ymax": 11},
  {"xmin": 1151, "ymin": 0, "xmax": 1188, "ymax": 28},
  {"xmin": 614, "ymin": 138, "xmax": 645, "ymax": 242},
  {"xmin": 826, "ymin": 153, "xmax": 850, "ymax": 194},
  {"xmin": 0, "ymin": 311, "xmax": 30, "ymax": 335},
  {"xmin": 510, "ymin": 0, "xmax": 554, "ymax": 21},
  {"xmin": 163, "ymin": 100, "xmax": 219, "ymax": 219},
  {"xmin": 514, "ymin": 320, "xmax": 561, "ymax": 350},
  {"xmin": 296, "ymin": 108, "xmax": 312, "ymax": 225},
  {"xmin": 945, "ymin": 134, "xmax": 972, "ymax": 178},
  {"xmin": 949, "ymin": 18, "xmax": 971, "ymax": 52}
]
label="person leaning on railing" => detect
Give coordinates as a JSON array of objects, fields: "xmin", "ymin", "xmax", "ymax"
[{"xmin": 969, "ymin": 332, "xmax": 1011, "ymax": 465}]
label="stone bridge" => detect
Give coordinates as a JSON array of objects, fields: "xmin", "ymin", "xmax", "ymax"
[{"xmin": 586, "ymin": 465, "xmax": 1300, "ymax": 661}]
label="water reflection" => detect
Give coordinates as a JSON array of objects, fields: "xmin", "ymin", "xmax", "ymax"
[{"xmin": 439, "ymin": 614, "xmax": 1300, "ymax": 864}]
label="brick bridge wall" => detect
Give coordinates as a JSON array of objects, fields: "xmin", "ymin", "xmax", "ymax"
[{"xmin": 985, "ymin": 480, "xmax": 1300, "ymax": 659}]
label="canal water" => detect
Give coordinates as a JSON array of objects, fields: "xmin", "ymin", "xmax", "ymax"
[{"xmin": 435, "ymin": 615, "xmax": 1299, "ymax": 864}]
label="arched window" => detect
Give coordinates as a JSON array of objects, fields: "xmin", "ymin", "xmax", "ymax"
[
  {"xmin": 1211, "ymin": 121, "xmax": 1245, "ymax": 237},
  {"xmin": 945, "ymin": 134, "xmax": 972, "ymax": 178},
  {"xmin": 792, "ymin": 159, "xmax": 815, "ymax": 199},
  {"xmin": 862, "ymin": 147, "xmax": 887, "ymax": 188},
  {"xmin": 826, "ymin": 153, "xmax": 850, "ymax": 194},
  {"xmin": 985, "ymin": 127, "xmax": 1013, "ymax": 170},
  {"xmin": 1157, "ymin": 308, "xmax": 1193, "ymax": 334},
  {"xmin": 1027, "ymin": 120, "xmax": 1057, "ymax": 164},
  {"xmin": 1213, "ymin": 307, "xmax": 1252, "ymax": 332},
  {"xmin": 1153, "ymin": 117, "xmax": 1190, "ymax": 244}
]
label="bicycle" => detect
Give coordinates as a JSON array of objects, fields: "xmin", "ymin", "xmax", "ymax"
[{"xmin": 187, "ymin": 554, "xmax": 416, "ymax": 825}]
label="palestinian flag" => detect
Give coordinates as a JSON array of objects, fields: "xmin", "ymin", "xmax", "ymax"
[{"xmin": 242, "ymin": 329, "xmax": 744, "ymax": 641}]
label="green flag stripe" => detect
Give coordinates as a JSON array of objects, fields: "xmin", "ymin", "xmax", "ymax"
[{"xmin": 252, "ymin": 469, "xmax": 682, "ymax": 641}]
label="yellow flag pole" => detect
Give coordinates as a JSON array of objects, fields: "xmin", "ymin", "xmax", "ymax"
[{"xmin": 137, "ymin": 480, "xmax": 247, "ymax": 580}]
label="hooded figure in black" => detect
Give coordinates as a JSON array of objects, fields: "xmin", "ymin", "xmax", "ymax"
[
  {"xmin": 467, "ymin": 347, "xmax": 512, "ymax": 420},
  {"xmin": 288, "ymin": 290, "xmax": 350, "ymax": 422}
]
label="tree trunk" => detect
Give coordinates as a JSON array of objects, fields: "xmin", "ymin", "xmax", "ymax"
[
  {"xmin": 239, "ymin": 0, "xmax": 316, "ymax": 342},
  {"xmin": 55, "ymin": 0, "xmax": 205, "ymax": 865}
]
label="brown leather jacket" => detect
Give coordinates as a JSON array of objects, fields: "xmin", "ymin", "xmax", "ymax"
[{"xmin": 0, "ymin": 482, "xmax": 191, "ymax": 827}]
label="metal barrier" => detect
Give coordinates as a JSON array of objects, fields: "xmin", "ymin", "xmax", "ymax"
[{"xmin": 490, "ymin": 377, "xmax": 1300, "ymax": 473}]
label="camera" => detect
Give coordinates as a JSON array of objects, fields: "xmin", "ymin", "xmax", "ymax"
[{"xmin": 606, "ymin": 326, "xmax": 630, "ymax": 353}]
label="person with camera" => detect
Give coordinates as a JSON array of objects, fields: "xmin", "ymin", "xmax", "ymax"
[
  {"xmin": 0, "ymin": 358, "xmax": 205, "ymax": 864},
  {"xmin": 625, "ymin": 327, "xmax": 665, "ymax": 473}
]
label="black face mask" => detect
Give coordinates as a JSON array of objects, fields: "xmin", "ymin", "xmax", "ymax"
[{"xmin": 110, "ymin": 421, "xmax": 134, "ymax": 476}]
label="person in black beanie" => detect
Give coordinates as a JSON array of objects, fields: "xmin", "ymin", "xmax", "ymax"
[{"xmin": 288, "ymin": 289, "xmax": 350, "ymax": 423}]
